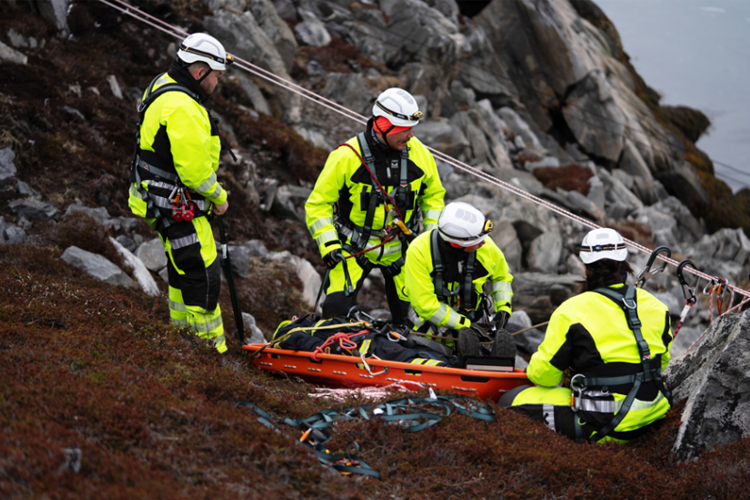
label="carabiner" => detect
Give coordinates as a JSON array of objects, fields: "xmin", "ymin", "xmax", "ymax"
[
  {"xmin": 635, "ymin": 246, "xmax": 671, "ymax": 288},
  {"xmin": 570, "ymin": 374, "xmax": 586, "ymax": 412},
  {"xmin": 676, "ymin": 259, "xmax": 698, "ymax": 303}
]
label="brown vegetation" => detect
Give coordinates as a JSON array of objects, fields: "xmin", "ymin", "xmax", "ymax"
[{"xmin": 533, "ymin": 163, "xmax": 593, "ymax": 196}]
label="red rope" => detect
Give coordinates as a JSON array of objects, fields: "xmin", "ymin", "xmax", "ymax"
[{"xmin": 311, "ymin": 330, "xmax": 369, "ymax": 361}]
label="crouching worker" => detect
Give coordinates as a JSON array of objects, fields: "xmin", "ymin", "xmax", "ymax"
[
  {"xmin": 404, "ymin": 202, "xmax": 514, "ymax": 363},
  {"xmin": 500, "ymin": 228, "xmax": 673, "ymax": 442}
]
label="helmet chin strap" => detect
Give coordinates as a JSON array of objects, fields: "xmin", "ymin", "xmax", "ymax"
[
  {"xmin": 196, "ymin": 68, "xmax": 213, "ymax": 85},
  {"xmin": 374, "ymin": 119, "xmax": 395, "ymax": 149}
]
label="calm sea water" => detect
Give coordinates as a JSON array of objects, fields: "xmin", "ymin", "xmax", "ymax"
[{"xmin": 596, "ymin": 0, "xmax": 750, "ymax": 192}]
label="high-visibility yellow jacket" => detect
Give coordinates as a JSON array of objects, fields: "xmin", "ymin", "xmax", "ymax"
[
  {"xmin": 128, "ymin": 71, "xmax": 227, "ymax": 225},
  {"xmin": 404, "ymin": 230, "xmax": 513, "ymax": 330},
  {"xmin": 528, "ymin": 284, "xmax": 672, "ymax": 433},
  {"xmin": 305, "ymin": 124, "xmax": 445, "ymax": 265}
]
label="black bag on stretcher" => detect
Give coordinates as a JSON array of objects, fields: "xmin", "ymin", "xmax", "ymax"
[{"xmin": 272, "ymin": 314, "xmax": 453, "ymax": 367}]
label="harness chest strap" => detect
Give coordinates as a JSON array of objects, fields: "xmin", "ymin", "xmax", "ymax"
[
  {"xmin": 430, "ymin": 229, "xmax": 476, "ymax": 316},
  {"xmin": 344, "ymin": 133, "xmax": 415, "ymax": 254}
]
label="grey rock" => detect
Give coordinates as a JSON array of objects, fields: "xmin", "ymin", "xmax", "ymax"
[
  {"xmin": 618, "ymin": 137, "xmax": 652, "ymax": 179},
  {"xmin": 249, "ymin": 0, "xmax": 298, "ymax": 72},
  {"xmin": 204, "ymin": 9, "xmax": 301, "ymax": 123},
  {"xmin": 34, "ymin": 0, "xmax": 69, "ymax": 35},
  {"xmin": 234, "ymin": 72, "xmax": 271, "ymax": 115},
  {"xmin": 526, "ymin": 230, "xmax": 563, "ymax": 272},
  {"xmin": 107, "ymin": 75, "xmax": 123, "ymax": 99},
  {"xmin": 598, "ymin": 168, "xmax": 643, "ymax": 210},
  {"xmin": 272, "ymin": 184, "xmax": 310, "ymax": 222},
  {"xmin": 110, "ymin": 237, "xmax": 160, "ymax": 297},
  {"xmin": 16, "ymin": 180, "xmax": 40, "ymax": 199},
  {"xmin": 225, "ymin": 244, "xmax": 252, "ymax": 278},
  {"xmin": 65, "ymin": 203, "xmax": 111, "ymax": 226},
  {"xmin": 8, "ymin": 198, "xmax": 58, "ymax": 220},
  {"xmin": 3, "ymin": 223, "xmax": 26, "ymax": 244},
  {"xmin": 242, "ymin": 312, "xmax": 267, "ymax": 344},
  {"xmin": 0, "ymin": 39, "xmax": 28, "ymax": 65},
  {"xmin": 61, "ymin": 246, "xmax": 136, "ymax": 288},
  {"xmin": 563, "ymin": 69, "xmax": 625, "ymax": 163},
  {"xmin": 294, "ymin": 10, "xmax": 332, "ymax": 47},
  {"xmin": 524, "ymin": 156, "xmax": 560, "ymax": 172},
  {"xmin": 136, "ymin": 238, "xmax": 168, "ymax": 273},
  {"xmin": 117, "ymin": 217, "xmax": 140, "ymax": 234},
  {"xmin": 413, "ymin": 119, "xmax": 469, "ymax": 157},
  {"xmin": 497, "ymin": 107, "xmax": 544, "ymax": 153},
  {"xmin": 244, "ymin": 239, "xmax": 269, "ymax": 257},
  {"xmin": 654, "ymin": 160, "xmax": 709, "ymax": 214},
  {"xmin": 0, "ymin": 147, "xmax": 17, "ymax": 187},
  {"xmin": 669, "ymin": 326, "xmax": 703, "ymax": 360},
  {"xmin": 115, "ymin": 235, "xmax": 136, "ymax": 253},
  {"xmin": 612, "ymin": 169, "xmax": 634, "ymax": 190},
  {"xmin": 490, "ymin": 219, "xmax": 522, "ymax": 273},
  {"xmin": 666, "ymin": 311, "xmax": 750, "ymax": 462},
  {"xmin": 511, "ymin": 272, "xmax": 580, "ymax": 297},
  {"xmin": 264, "ymin": 251, "xmax": 322, "ymax": 308}
]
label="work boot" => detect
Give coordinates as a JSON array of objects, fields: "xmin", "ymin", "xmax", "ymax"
[
  {"xmin": 458, "ymin": 327, "xmax": 481, "ymax": 365},
  {"xmin": 492, "ymin": 328, "xmax": 516, "ymax": 359}
]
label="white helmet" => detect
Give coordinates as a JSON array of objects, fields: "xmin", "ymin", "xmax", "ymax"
[
  {"xmin": 438, "ymin": 202, "xmax": 493, "ymax": 247},
  {"xmin": 579, "ymin": 228, "xmax": 628, "ymax": 264},
  {"xmin": 177, "ymin": 33, "xmax": 234, "ymax": 71},
  {"xmin": 373, "ymin": 88, "xmax": 424, "ymax": 128}
]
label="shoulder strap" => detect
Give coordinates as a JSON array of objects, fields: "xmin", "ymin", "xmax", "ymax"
[
  {"xmin": 586, "ymin": 286, "xmax": 672, "ymax": 441},
  {"xmin": 430, "ymin": 230, "xmax": 473, "ymax": 311},
  {"xmin": 138, "ymin": 73, "xmax": 202, "ymax": 123}
]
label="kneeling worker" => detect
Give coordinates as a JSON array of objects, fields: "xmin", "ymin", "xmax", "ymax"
[
  {"xmin": 500, "ymin": 228, "xmax": 673, "ymax": 442},
  {"xmin": 403, "ymin": 201, "xmax": 514, "ymax": 358}
]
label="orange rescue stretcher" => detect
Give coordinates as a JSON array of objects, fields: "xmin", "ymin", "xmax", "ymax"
[{"xmin": 242, "ymin": 343, "xmax": 530, "ymax": 402}]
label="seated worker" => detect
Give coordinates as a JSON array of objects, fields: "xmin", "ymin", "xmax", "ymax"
[
  {"xmin": 403, "ymin": 201, "xmax": 514, "ymax": 359},
  {"xmin": 500, "ymin": 228, "xmax": 673, "ymax": 442},
  {"xmin": 305, "ymin": 88, "xmax": 445, "ymax": 325}
]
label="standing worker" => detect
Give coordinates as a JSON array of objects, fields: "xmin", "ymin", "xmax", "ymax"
[
  {"xmin": 128, "ymin": 33, "xmax": 234, "ymax": 354},
  {"xmin": 305, "ymin": 88, "xmax": 445, "ymax": 324},
  {"xmin": 403, "ymin": 201, "xmax": 514, "ymax": 360},
  {"xmin": 500, "ymin": 228, "xmax": 673, "ymax": 442}
]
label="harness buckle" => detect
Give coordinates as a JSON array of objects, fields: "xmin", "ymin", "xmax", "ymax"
[
  {"xmin": 621, "ymin": 298, "xmax": 637, "ymax": 310},
  {"xmin": 570, "ymin": 374, "xmax": 586, "ymax": 412}
]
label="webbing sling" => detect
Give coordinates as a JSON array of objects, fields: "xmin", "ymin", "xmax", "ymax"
[
  {"xmin": 577, "ymin": 286, "xmax": 672, "ymax": 442},
  {"xmin": 430, "ymin": 229, "xmax": 476, "ymax": 316}
]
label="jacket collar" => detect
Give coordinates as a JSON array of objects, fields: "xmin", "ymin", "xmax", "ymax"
[{"xmin": 167, "ymin": 61, "xmax": 209, "ymax": 103}]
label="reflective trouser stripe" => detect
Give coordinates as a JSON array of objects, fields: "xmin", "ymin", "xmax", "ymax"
[
  {"xmin": 574, "ymin": 391, "xmax": 666, "ymax": 414},
  {"xmin": 543, "ymin": 404, "xmax": 556, "ymax": 432},
  {"xmin": 187, "ymin": 303, "xmax": 226, "ymax": 354},
  {"xmin": 169, "ymin": 286, "xmax": 189, "ymax": 324},
  {"xmin": 360, "ymin": 339, "xmax": 372, "ymax": 356},
  {"xmin": 171, "ymin": 234, "xmax": 199, "ymax": 250}
]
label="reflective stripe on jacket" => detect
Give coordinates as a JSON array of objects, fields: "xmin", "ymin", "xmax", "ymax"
[
  {"xmin": 305, "ymin": 127, "xmax": 444, "ymax": 263},
  {"xmin": 404, "ymin": 230, "xmax": 513, "ymax": 329}
]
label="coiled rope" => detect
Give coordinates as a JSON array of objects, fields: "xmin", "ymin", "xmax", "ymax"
[{"xmin": 97, "ymin": 0, "xmax": 750, "ymax": 304}]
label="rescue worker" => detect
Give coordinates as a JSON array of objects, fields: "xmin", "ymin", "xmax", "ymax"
[
  {"xmin": 305, "ymin": 88, "xmax": 445, "ymax": 324},
  {"xmin": 403, "ymin": 202, "xmax": 514, "ymax": 358},
  {"xmin": 128, "ymin": 33, "xmax": 234, "ymax": 354},
  {"xmin": 500, "ymin": 228, "xmax": 673, "ymax": 442}
]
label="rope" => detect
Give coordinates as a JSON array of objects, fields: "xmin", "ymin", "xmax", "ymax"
[
  {"xmin": 311, "ymin": 330, "xmax": 367, "ymax": 361},
  {"xmin": 97, "ymin": 0, "xmax": 750, "ymax": 303}
]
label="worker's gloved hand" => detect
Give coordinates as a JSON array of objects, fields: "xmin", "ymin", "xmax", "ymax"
[
  {"xmin": 323, "ymin": 249, "xmax": 343, "ymax": 269},
  {"xmin": 491, "ymin": 312, "xmax": 509, "ymax": 329}
]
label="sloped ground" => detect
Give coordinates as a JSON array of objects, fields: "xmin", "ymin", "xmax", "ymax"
[
  {"xmin": 3, "ymin": 2, "xmax": 750, "ymax": 498},
  {"xmin": 3, "ymin": 245, "xmax": 750, "ymax": 499}
]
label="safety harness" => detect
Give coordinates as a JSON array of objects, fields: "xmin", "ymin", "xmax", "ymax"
[
  {"xmin": 336, "ymin": 132, "xmax": 420, "ymax": 276},
  {"xmin": 572, "ymin": 285, "xmax": 673, "ymax": 442},
  {"xmin": 430, "ymin": 229, "xmax": 477, "ymax": 319},
  {"xmin": 130, "ymin": 73, "xmax": 228, "ymax": 231}
]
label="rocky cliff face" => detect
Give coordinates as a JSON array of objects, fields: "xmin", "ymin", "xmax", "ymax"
[{"xmin": 3, "ymin": 0, "xmax": 750, "ymax": 465}]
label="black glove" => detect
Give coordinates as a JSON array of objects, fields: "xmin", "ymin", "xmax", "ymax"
[
  {"xmin": 491, "ymin": 312, "xmax": 509, "ymax": 329},
  {"xmin": 323, "ymin": 249, "xmax": 342, "ymax": 269}
]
